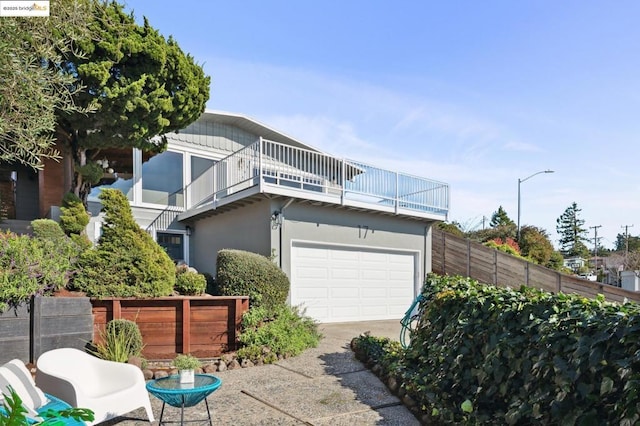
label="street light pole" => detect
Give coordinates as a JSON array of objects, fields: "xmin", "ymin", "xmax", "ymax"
[{"xmin": 517, "ymin": 169, "xmax": 554, "ymax": 242}]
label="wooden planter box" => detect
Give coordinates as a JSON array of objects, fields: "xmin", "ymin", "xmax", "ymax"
[
  {"xmin": 91, "ymin": 296, "xmax": 249, "ymax": 359},
  {"xmin": 0, "ymin": 296, "xmax": 93, "ymax": 364}
]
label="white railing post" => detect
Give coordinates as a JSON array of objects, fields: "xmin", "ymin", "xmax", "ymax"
[
  {"xmin": 395, "ymin": 171, "xmax": 399, "ymax": 214},
  {"xmin": 213, "ymin": 161, "xmax": 217, "ymax": 205},
  {"xmin": 341, "ymin": 159, "xmax": 346, "ymax": 205},
  {"xmin": 258, "ymin": 138, "xmax": 263, "ymax": 192}
]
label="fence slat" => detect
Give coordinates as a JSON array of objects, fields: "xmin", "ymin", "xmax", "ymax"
[
  {"xmin": 91, "ymin": 296, "xmax": 249, "ymax": 359},
  {"xmin": 432, "ymin": 228, "xmax": 640, "ymax": 303}
]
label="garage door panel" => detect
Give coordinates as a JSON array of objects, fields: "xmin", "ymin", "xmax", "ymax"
[
  {"xmin": 389, "ymin": 271, "xmax": 413, "ymax": 281},
  {"xmin": 297, "ymin": 287, "xmax": 329, "ymax": 299},
  {"xmin": 331, "ymin": 250, "xmax": 359, "ymax": 260},
  {"xmin": 304, "ymin": 306, "xmax": 329, "ymax": 319},
  {"xmin": 331, "ymin": 287, "xmax": 360, "ymax": 298},
  {"xmin": 292, "ymin": 243, "xmax": 418, "ymax": 323},
  {"xmin": 361, "ymin": 269, "xmax": 388, "ymax": 280},
  {"xmin": 331, "ymin": 306, "xmax": 361, "ymax": 320},
  {"xmin": 297, "ymin": 247, "xmax": 329, "ymax": 259},
  {"xmin": 330, "ymin": 268, "xmax": 359, "ymax": 280},
  {"xmin": 362, "ymin": 287, "xmax": 387, "ymax": 298}
]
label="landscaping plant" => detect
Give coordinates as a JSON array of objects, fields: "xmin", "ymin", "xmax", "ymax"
[
  {"xmin": 237, "ymin": 305, "xmax": 321, "ymax": 363},
  {"xmin": 351, "ymin": 334, "xmax": 403, "ymax": 376},
  {"xmin": 73, "ymin": 189, "xmax": 175, "ymax": 297},
  {"xmin": 216, "ymin": 249, "xmax": 289, "ymax": 312},
  {"xmin": 175, "ymin": 265, "xmax": 207, "ymax": 295},
  {"xmin": 172, "ymin": 354, "xmax": 202, "ymax": 371},
  {"xmin": 395, "ymin": 273, "xmax": 640, "ymax": 425},
  {"xmin": 0, "ymin": 387, "xmax": 94, "ymax": 425},
  {"xmin": 88, "ymin": 319, "xmax": 144, "ymax": 363},
  {"xmin": 58, "ymin": 192, "xmax": 92, "ymax": 251},
  {"xmin": 0, "ymin": 229, "xmax": 75, "ymax": 311},
  {"xmin": 58, "ymin": 192, "xmax": 89, "ymax": 236}
]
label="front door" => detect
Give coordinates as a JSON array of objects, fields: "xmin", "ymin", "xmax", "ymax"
[{"xmin": 157, "ymin": 232, "xmax": 185, "ymax": 264}]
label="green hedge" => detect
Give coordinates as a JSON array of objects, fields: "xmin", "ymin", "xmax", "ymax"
[
  {"xmin": 401, "ymin": 274, "xmax": 640, "ymax": 425},
  {"xmin": 216, "ymin": 249, "xmax": 289, "ymax": 311}
]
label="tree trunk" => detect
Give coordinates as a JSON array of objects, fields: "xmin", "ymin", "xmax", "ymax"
[
  {"xmin": 73, "ymin": 150, "xmax": 94, "ymax": 208},
  {"xmin": 63, "ymin": 131, "xmax": 93, "ymax": 208}
]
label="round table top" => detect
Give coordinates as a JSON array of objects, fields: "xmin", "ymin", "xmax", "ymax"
[{"xmin": 146, "ymin": 374, "xmax": 222, "ymax": 407}]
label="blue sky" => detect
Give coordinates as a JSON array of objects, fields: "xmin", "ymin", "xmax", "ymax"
[{"xmin": 124, "ymin": 0, "xmax": 639, "ymax": 250}]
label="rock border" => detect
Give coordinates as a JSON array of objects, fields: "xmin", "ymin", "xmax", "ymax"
[
  {"xmin": 128, "ymin": 351, "xmax": 295, "ymax": 380},
  {"xmin": 350, "ymin": 338, "xmax": 428, "ymax": 425}
]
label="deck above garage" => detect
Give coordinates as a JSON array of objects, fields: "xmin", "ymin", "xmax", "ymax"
[{"xmin": 179, "ymin": 138, "xmax": 449, "ymax": 223}]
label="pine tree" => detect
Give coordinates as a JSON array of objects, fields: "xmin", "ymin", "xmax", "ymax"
[
  {"xmin": 556, "ymin": 202, "xmax": 589, "ymax": 257},
  {"xmin": 73, "ymin": 189, "xmax": 175, "ymax": 297},
  {"xmin": 490, "ymin": 206, "xmax": 515, "ymax": 227},
  {"xmin": 55, "ymin": 1, "xmax": 210, "ymax": 204}
]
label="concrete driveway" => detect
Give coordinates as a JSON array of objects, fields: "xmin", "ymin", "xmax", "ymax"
[{"xmin": 104, "ymin": 319, "xmax": 419, "ymax": 425}]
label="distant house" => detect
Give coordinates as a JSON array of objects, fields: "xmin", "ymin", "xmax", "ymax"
[
  {"xmin": 563, "ymin": 256, "xmax": 586, "ymax": 272},
  {"xmin": 5, "ymin": 111, "xmax": 451, "ymax": 323}
]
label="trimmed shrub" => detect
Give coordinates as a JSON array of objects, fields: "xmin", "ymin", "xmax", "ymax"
[
  {"xmin": 175, "ymin": 271, "xmax": 207, "ymax": 295},
  {"xmin": 216, "ymin": 249, "xmax": 289, "ymax": 311},
  {"xmin": 72, "ymin": 189, "xmax": 175, "ymax": 297},
  {"xmin": 31, "ymin": 218, "xmax": 66, "ymax": 242},
  {"xmin": 399, "ymin": 274, "xmax": 640, "ymax": 425},
  {"xmin": 59, "ymin": 192, "xmax": 90, "ymax": 235},
  {"xmin": 237, "ymin": 305, "xmax": 321, "ymax": 363},
  {"xmin": 32, "ymin": 218, "xmax": 86, "ymax": 266},
  {"xmin": 0, "ymin": 231, "xmax": 73, "ymax": 311}
]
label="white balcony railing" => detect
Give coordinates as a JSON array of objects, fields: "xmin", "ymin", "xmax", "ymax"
[{"xmin": 187, "ymin": 138, "xmax": 449, "ymax": 218}]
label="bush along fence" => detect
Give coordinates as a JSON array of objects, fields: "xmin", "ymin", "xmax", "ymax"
[
  {"xmin": 399, "ymin": 274, "xmax": 640, "ymax": 424},
  {"xmin": 431, "ymin": 228, "xmax": 640, "ymax": 304},
  {"xmin": 92, "ymin": 296, "xmax": 249, "ymax": 359},
  {"xmin": 0, "ymin": 296, "xmax": 93, "ymax": 364}
]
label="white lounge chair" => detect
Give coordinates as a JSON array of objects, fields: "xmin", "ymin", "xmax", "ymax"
[
  {"xmin": 35, "ymin": 348, "xmax": 154, "ymax": 425},
  {"xmin": 0, "ymin": 359, "xmax": 87, "ymax": 425}
]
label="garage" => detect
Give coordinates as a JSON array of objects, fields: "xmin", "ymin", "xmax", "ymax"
[{"xmin": 291, "ymin": 242, "xmax": 419, "ymax": 323}]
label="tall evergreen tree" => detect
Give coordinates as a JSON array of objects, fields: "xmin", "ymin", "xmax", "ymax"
[
  {"xmin": 615, "ymin": 233, "xmax": 640, "ymax": 253},
  {"xmin": 56, "ymin": 1, "xmax": 210, "ymax": 203},
  {"xmin": 490, "ymin": 206, "xmax": 515, "ymax": 228},
  {"xmin": 556, "ymin": 202, "xmax": 589, "ymax": 257}
]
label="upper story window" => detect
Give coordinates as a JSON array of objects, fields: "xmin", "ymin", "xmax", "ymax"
[
  {"xmin": 141, "ymin": 151, "xmax": 184, "ymax": 207},
  {"xmin": 191, "ymin": 156, "xmax": 215, "ymax": 180},
  {"xmin": 87, "ymin": 148, "xmax": 217, "ymax": 209},
  {"xmin": 88, "ymin": 149, "xmax": 134, "ymax": 202}
]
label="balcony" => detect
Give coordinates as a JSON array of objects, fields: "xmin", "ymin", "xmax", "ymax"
[{"xmin": 181, "ymin": 138, "xmax": 449, "ymax": 221}]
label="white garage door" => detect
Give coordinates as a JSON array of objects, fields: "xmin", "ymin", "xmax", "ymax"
[{"xmin": 291, "ymin": 242, "xmax": 418, "ymax": 323}]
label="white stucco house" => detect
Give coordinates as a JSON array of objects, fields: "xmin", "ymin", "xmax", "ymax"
[{"xmin": 87, "ymin": 110, "xmax": 450, "ymax": 323}]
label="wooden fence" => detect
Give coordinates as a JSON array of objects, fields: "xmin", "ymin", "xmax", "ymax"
[
  {"xmin": 431, "ymin": 228, "xmax": 640, "ymax": 304},
  {"xmin": 92, "ymin": 296, "xmax": 249, "ymax": 359},
  {"xmin": 0, "ymin": 296, "xmax": 93, "ymax": 364}
]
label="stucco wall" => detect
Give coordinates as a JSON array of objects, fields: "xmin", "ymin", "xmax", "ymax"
[
  {"xmin": 189, "ymin": 197, "xmax": 434, "ymax": 283},
  {"xmin": 190, "ymin": 200, "xmax": 272, "ymax": 275},
  {"xmin": 275, "ymin": 200, "xmax": 433, "ymax": 284}
]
